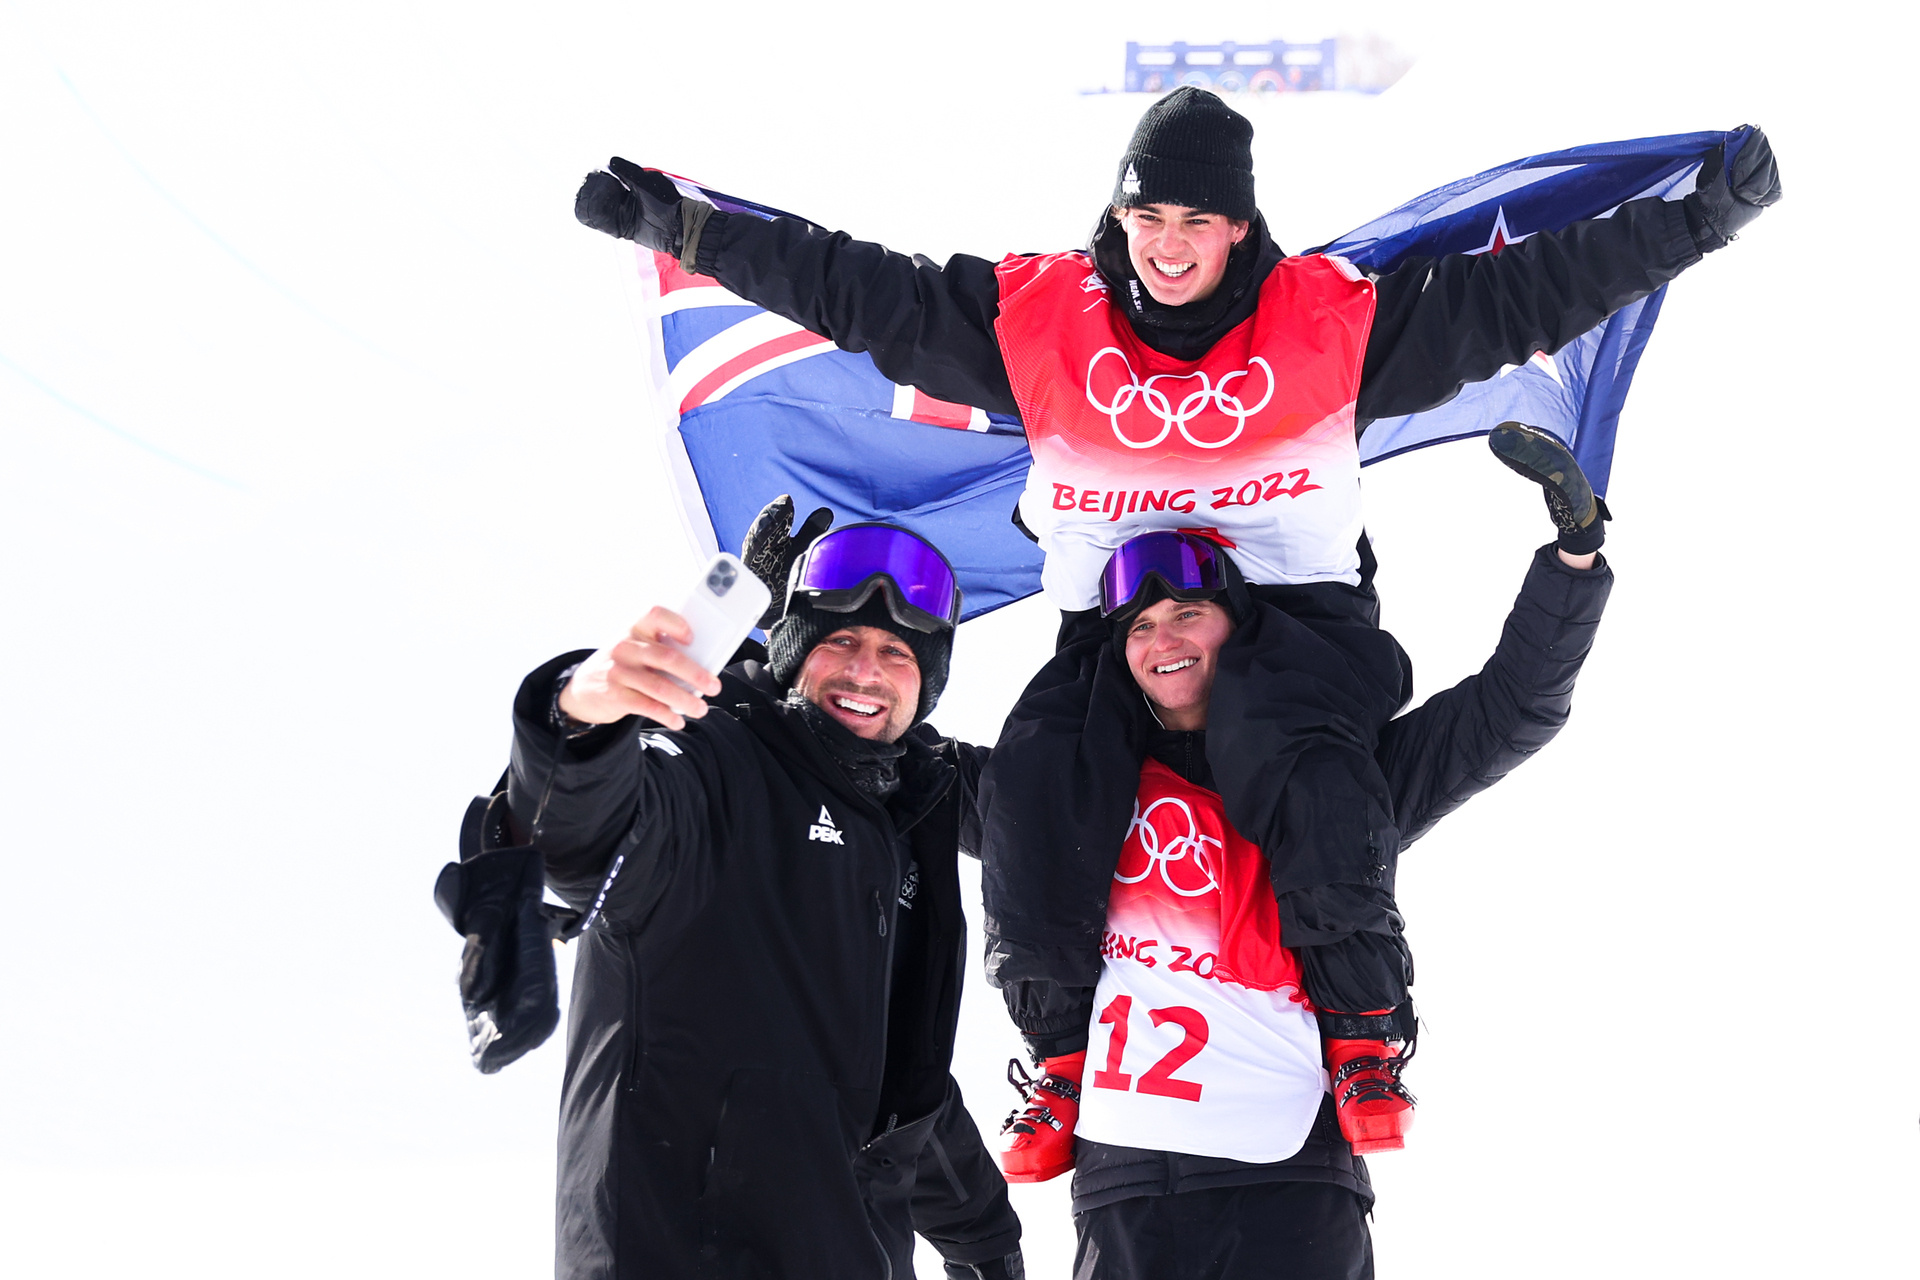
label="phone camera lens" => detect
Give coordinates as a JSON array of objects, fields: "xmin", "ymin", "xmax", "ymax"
[{"xmin": 708, "ymin": 562, "xmax": 737, "ymax": 595}]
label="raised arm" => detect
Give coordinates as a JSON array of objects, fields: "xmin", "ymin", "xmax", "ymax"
[
  {"xmin": 576, "ymin": 159, "xmax": 1019, "ymax": 415},
  {"xmin": 1377, "ymin": 421, "xmax": 1619, "ymax": 841},
  {"xmin": 1376, "ymin": 544, "xmax": 1612, "ymax": 846},
  {"xmin": 1356, "ymin": 129, "xmax": 1781, "ymax": 424}
]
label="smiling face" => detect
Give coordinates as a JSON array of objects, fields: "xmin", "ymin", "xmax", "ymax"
[
  {"xmin": 1117, "ymin": 203, "xmax": 1251, "ymax": 307},
  {"xmin": 793, "ymin": 625, "xmax": 921, "ymax": 743},
  {"xmin": 1123, "ymin": 597, "xmax": 1233, "ymax": 731}
]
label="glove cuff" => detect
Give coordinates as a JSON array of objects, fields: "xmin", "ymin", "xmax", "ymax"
[
  {"xmin": 1556, "ymin": 494, "xmax": 1610, "ymax": 555},
  {"xmin": 679, "ymin": 200, "xmax": 715, "ymax": 275},
  {"xmin": 1684, "ymin": 190, "xmax": 1735, "ymax": 254},
  {"xmin": 692, "ymin": 208, "xmax": 732, "ymax": 277}
]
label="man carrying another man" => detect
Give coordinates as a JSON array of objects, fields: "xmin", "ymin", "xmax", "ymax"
[
  {"xmin": 569, "ymin": 90, "xmax": 1778, "ymax": 1167},
  {"xmin": 471, "ymin": 416, "xmax": 1614, "ymax": 1278}
]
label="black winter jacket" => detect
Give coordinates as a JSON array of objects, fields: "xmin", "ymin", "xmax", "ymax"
[
  {"xmin": 506, "ymin": 658, "xmax": 1014, "ymax": 1280},
  {"xmin": 1070, "ymin": 543, "xmax": 1615, "ymax": 1212},
  {"xmin": 690, "ymin": 194, "xmax": 1706, "ymax": 430}
]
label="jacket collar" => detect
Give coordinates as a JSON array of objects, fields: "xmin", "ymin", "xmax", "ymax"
[
  {"xmin": 721, "ymin": 662, "xmax": 956, "ymax": 833},
  {"xmin": 1089, "ymin": 209, "xmax": 1286, "ymax": 361}
]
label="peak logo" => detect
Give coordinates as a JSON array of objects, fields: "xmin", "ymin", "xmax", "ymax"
[{"xmin": 808, "ymin": 805, "xmax": 844, "ymax": 845}]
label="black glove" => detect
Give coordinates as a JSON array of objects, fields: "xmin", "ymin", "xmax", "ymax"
[
  {"xmin": 739, "ymin": 494, "xmax": 833, "ymax": 627},
  {"xmin": 1487, "ymin": 421, "xmax": 1609, "ymax": 556},
  {"xmin": 944, "ymin": 1253, "xmax": 1025, "ymax": 1280},
  {"xmin": 433, "ymin": 791, "xmax": 582, "ymax": 1073},
  {"xmin": 574, "ymin": 156, "xmax": 688, "ymax": 254},
  {"xmin": 1683, "ymin": 126, "xmax": 1781, "ymax": 252}
]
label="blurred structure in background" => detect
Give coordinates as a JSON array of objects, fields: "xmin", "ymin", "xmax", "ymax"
[{"xmin": 1120, "ymin": 36, "xmax": 1413, "ymax": 95}]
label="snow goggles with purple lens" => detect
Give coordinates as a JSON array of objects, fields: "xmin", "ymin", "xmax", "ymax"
[
  {"xmin": 1098, "ymin": 531, "xmax": 1226, "ymax": 617},
  {"xmin": 789, "ymin": 523, "xmax": 962, "ymax": 633}
]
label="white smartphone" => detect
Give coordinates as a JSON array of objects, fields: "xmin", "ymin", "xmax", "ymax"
[{"xmin": 666, "ymin": 552, "xmax": 771, "ymax": 691}]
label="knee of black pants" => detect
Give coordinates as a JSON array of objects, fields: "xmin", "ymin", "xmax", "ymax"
[
  {"xmin": 1002, "ymin": 978, "xmax": 1095, "ymax": 1059},
  {"xmin": 1275, "ymin": 884, "xmax": 1413, "ymax": 1019},
  {"xmin": 1296, "ymin": 932, "xmax": 1414, "ymax": 1026},
  {"xmin": 1273, "ymin": 883, "xmax": 1405, "ymax": 949}
]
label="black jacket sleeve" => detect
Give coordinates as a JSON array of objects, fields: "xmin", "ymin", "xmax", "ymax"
[
  {"xmin": 694, "ymin": 210, "xmax": 1020, "ymax": 416},
  {"xmin": 1356, "ymin": 195, "xmax": 1702, "ymax": 423},
  {"xmin": 1376, "ymin": 545, "xmax": 1613, "ymax": 845},
  {"xmin": 950, "ymin": 739, "xmax": 992, "ymax": 860},
  {"xmin": 506, "ymin": 650, "xmax": 720, "ymax": 926}
]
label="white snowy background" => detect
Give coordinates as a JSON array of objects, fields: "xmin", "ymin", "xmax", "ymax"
[{"xmin": 2, "ymin": 1, "xmax": 1913, "ymax": 1276}]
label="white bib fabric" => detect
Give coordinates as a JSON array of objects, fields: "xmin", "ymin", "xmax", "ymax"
[{"xmin": 1074, "ymin": 766, "xmax": 1329, "ymax": 1163}]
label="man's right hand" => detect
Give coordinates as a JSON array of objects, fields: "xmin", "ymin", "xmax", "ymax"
[
  {"xmin": 1487, "ymin": 421, "xmax": 1607, "ymax": 558},
  {"xmin": 574, "ymin": 157, "xmax": 687, "ymax": 255},
  {"xmin": 558, "ymin": 606, "xmax": 723, "ymax": 731}
]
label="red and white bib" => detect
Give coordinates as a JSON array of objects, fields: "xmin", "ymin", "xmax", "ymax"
[
  {"xmin": 993, "ymin": 251, "xmax": 1376, "ymax": 610},
  {"xmin": 1074, "ymin": 760, "xmax": 1328, "ymax": 1163}
]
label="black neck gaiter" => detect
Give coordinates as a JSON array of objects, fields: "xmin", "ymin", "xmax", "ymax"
[
  {"xmin": 1089, "ymin": 211, "xmax": 1284, "ymax": 361},
  {"xmin": 788, "ymin": 691, "xmax": 907, "ymax": 800}
]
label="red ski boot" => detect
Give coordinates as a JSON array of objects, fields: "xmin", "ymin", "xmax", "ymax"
[
  {"xmin": 997, "ymin": 1051, "xmax": 1085, "ymax": 1183},
  {"xmin": 1326, "ymin": 1039, "xmax": 1415, "ymax": 1154}
]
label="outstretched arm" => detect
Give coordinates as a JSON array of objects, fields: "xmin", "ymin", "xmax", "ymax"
[
  {"xmin": 1357, "ymin": 195, "xmax": 1698, "ymax": 422},
  {"xmin": 1356, "ymin": 129, "xmax": 1781, "ymax": 424},
  {"xmin": 576, "ymin": 159, "xmax": 1019, "ymax": 415},
  {"xmin": 697, "ymin": 213, "xmax": 1019, "ymax": 415}
]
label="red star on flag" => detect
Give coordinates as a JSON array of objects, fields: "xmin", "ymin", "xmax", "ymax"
[{"xmin": 1470, "ymin": 207, "xmax": 1530, "ymax": 256}]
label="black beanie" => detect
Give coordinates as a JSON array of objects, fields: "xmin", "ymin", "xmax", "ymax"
[
  {"xmin": 766, "ymin": 595, "xmax": 953, "ymax": 727},
  {"xmin": 1112, "ymin": 87, "xmax": 1257, "ymax": 221}
]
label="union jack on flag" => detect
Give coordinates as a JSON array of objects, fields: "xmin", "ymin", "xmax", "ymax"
[
  {"xmin": 624, "ymin": 129, "xmax": 1752, "ymax": 620},
  {"xmin": 627, "ymin": 185, "xmax": 1039, "ymax": 620}
]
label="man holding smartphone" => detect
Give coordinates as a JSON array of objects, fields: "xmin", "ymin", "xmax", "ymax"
[{"xmin": 498, "ymin": 510, "xmax": 1020, "ymax": 1280}]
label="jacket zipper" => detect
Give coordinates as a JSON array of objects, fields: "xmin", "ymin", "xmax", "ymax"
[{"xmin": 624, "ymin": 933, "xmax": 646, "ymax": 1090}]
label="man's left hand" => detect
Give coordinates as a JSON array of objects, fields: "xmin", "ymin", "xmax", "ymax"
[{"xmin": 1685, "ymin": 126, "xmax": 1781, "ymax": 251}]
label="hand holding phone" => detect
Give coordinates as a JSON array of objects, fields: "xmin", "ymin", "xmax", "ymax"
[{"xmin": 557, "ymin": 555, "xmax": 772, "ymax": 730}]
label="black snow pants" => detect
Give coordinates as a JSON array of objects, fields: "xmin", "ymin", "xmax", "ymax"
[
  {"xmin": 1073, "ymin": 1183, "xmax": 1374, "ymax": 1280},
  {"xmin": 976, "ymin": 568, "xmax": 1417, "ymax": 1057},
  {"xmin": 860, "ymin": 1078, "xmax": 1024, "ymax": 1278}
]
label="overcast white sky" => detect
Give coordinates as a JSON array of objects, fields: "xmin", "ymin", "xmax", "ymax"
[{"xmin": 1, "ymin": 1, "xmax": 1913, "ymax": 1276}]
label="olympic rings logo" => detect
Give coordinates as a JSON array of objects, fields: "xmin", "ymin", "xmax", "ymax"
[
  {"xmin": 1114, "ymin": 796, "xmax": 1222, "ymax": 898},
  {"xmin": 1084, "ymin": 347, "xmax": 1275, "ymax": 451}
]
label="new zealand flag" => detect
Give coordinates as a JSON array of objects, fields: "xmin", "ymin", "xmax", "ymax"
[{"xmin": 627, "ymin": 128, "xmax": 1750, "ymax": 620}]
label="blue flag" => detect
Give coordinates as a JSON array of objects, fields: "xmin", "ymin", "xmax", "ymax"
[{"xmin": 629, "ymin": 128, "xmax": 1745, "ymax": 620}]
